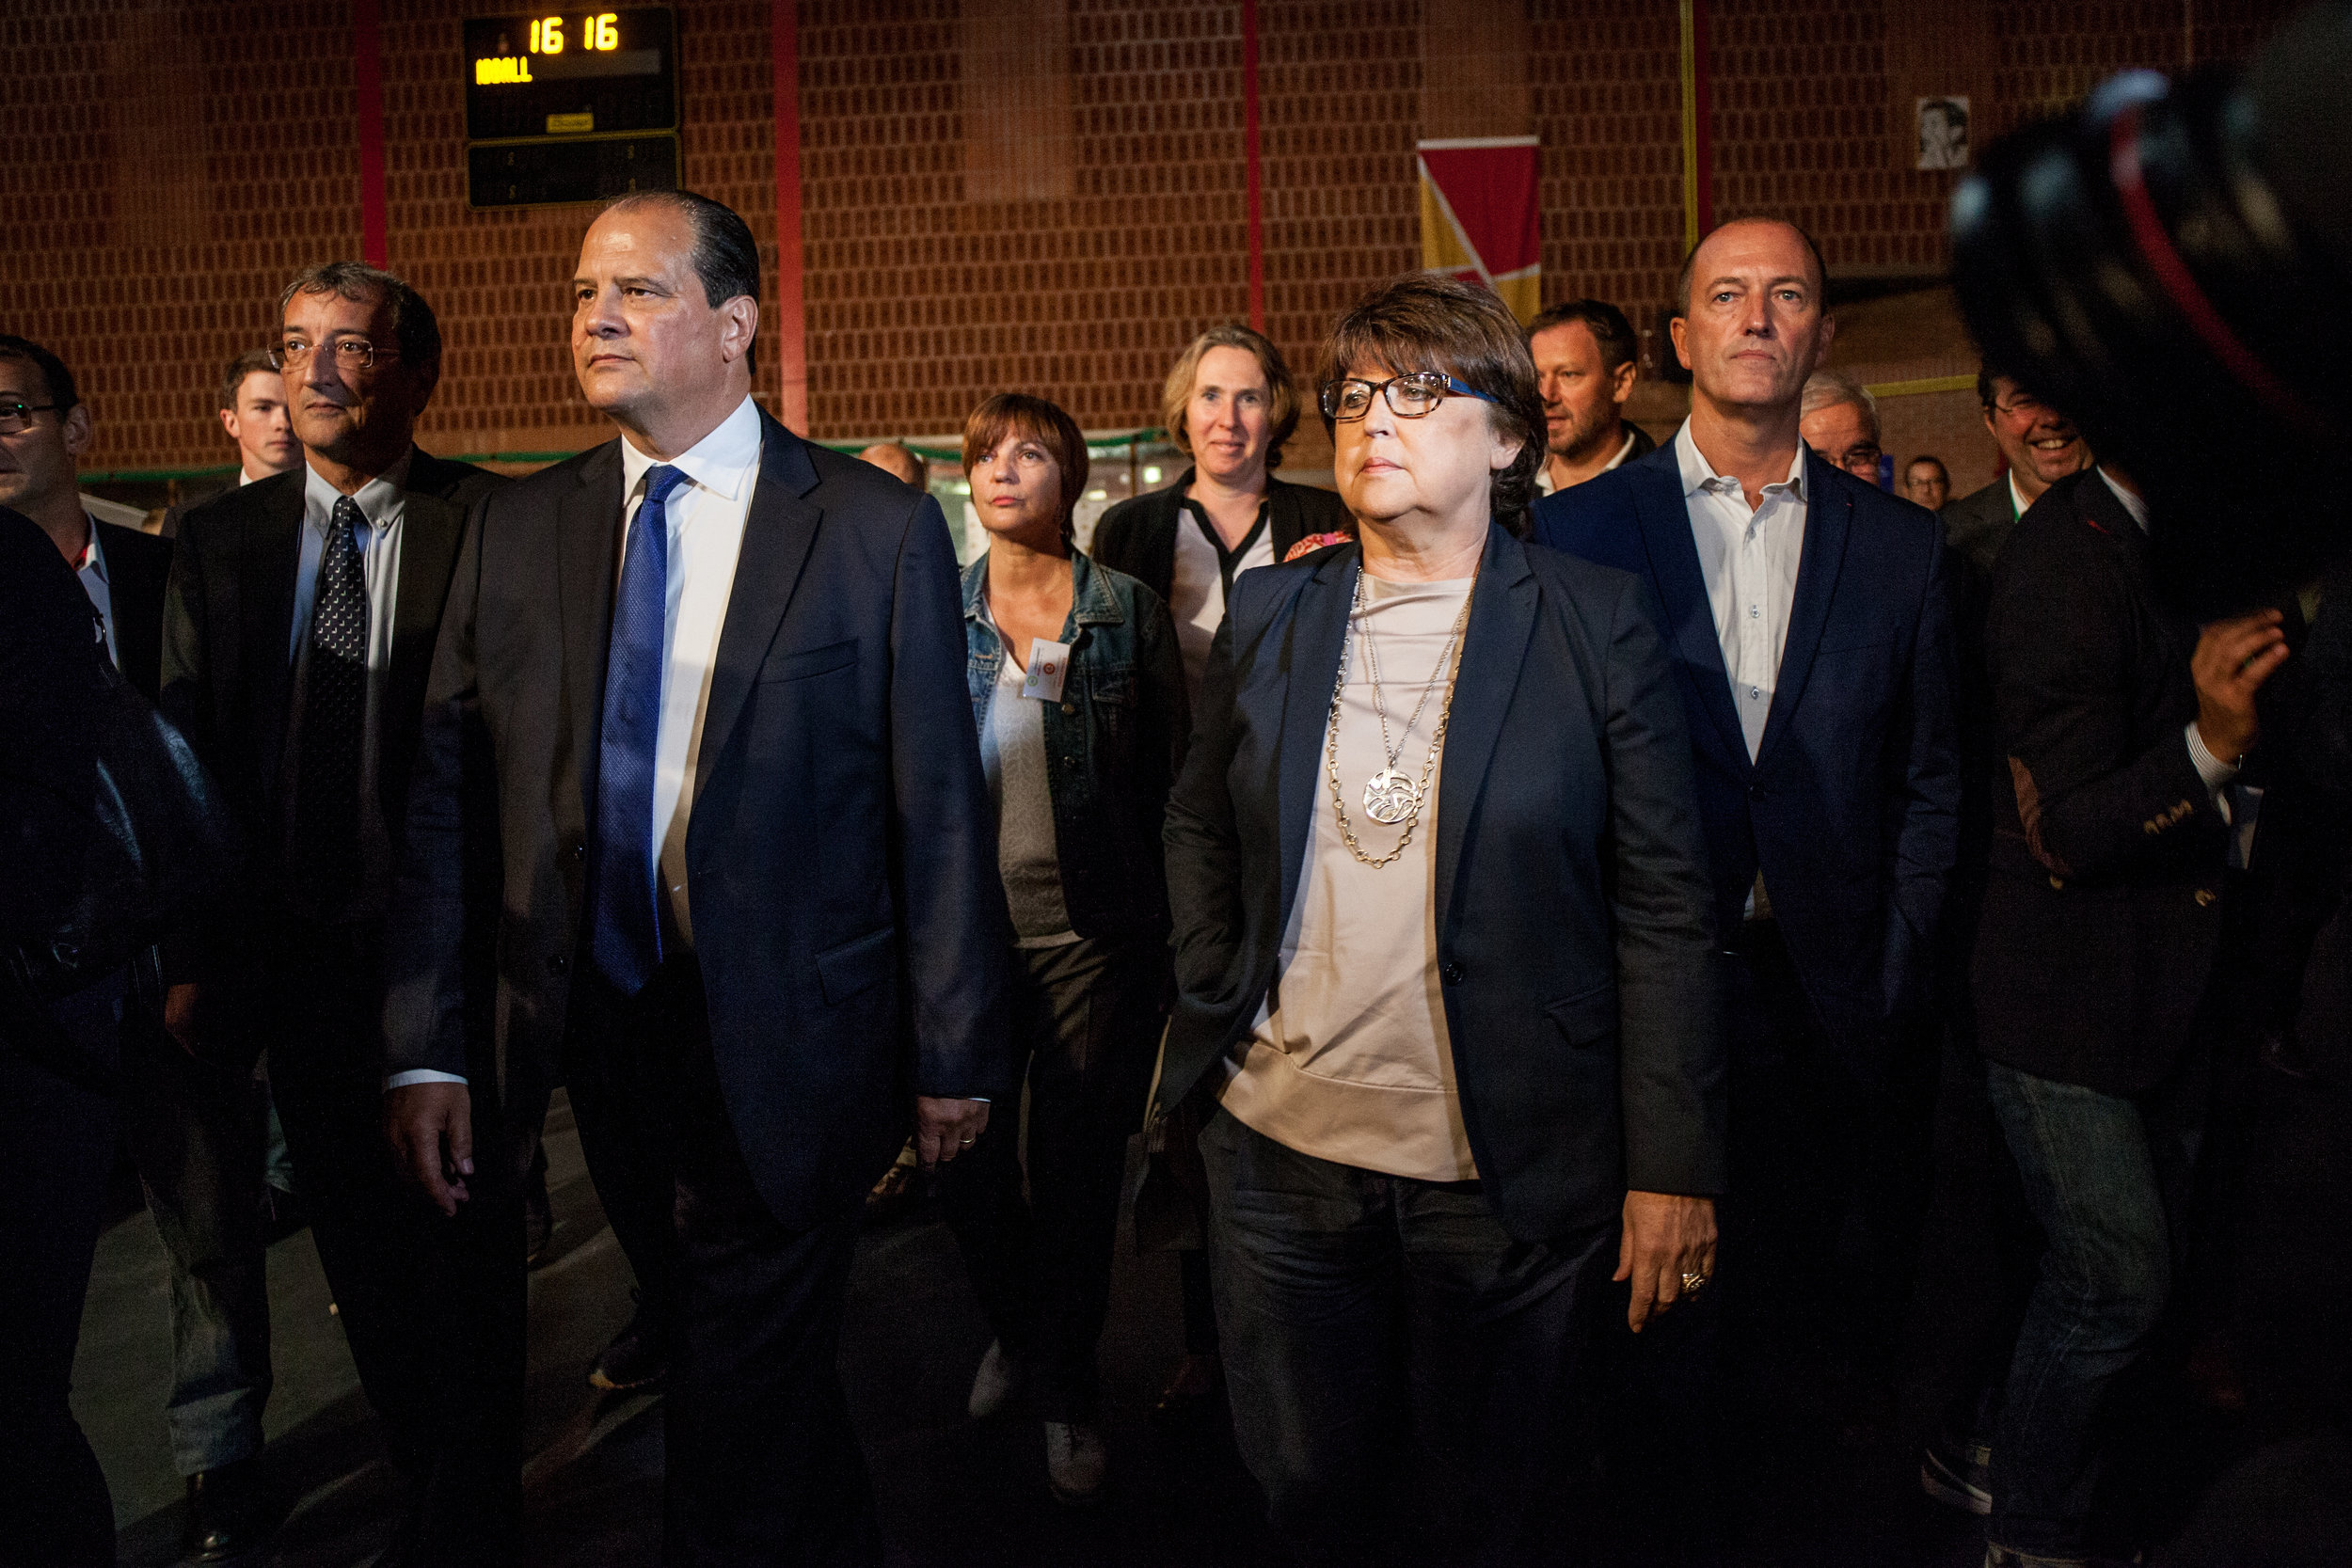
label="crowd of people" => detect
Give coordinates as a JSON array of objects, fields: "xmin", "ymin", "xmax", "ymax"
[{"xmin": 1, "ymin": 187, "xmax": 2344, "ymax": 1568}]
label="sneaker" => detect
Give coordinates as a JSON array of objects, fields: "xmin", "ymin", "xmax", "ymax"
[
  {"xmin": 1044, "ymin": 1419, "xmax": 1107, "ymax": 1506},
  {"xmin": 588, "ymin": 1293, "xmax": 668, "ymax": 1391},
  {"xmin": 1921, "ymin": 1432, "xmax": 1992, "ymax": 1515},
  {"xmin": 967, "ymin": 1338, "xmax": 1023, "ymax": 1420}
]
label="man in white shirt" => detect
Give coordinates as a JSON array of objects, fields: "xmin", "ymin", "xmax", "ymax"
[
  {"xmin": 381, "ymin": 191, "xmax": 1009, "ymax": 1565},
  {"xmin": 160, "ymin": 350, "xmax": 299, "ymax": 539},
  {"xmin": 1525, "ymin": 297, "xmax": 1656, "ymax": 497},
  {"xmin": 160, "ymin": 264, "xmax": 515, "ymax": 1566}
]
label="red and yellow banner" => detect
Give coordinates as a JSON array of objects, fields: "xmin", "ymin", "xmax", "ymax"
[{"xmin": 1417, "ymin": 135, "xmax": 1540, "ymax": 325}]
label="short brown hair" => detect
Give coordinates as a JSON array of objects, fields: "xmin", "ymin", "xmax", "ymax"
[
  {"xmin": 962, "ymin": 393, "xmax": 1090, "ymax": 540},
  {"xmin": 1159, "ymin": 324, "xmax": 1300, "ymax": 471},
  {"xmin": 217, "ymin": 348, "xmax": 278, "ymax": 413},
  {"xmin": 1318, "ymin": 274, "xmax": 1546, "ymax": 525},
  {"xmin": 1525, "ymin": 298, "xmax": 1638, "ymax": 376}
]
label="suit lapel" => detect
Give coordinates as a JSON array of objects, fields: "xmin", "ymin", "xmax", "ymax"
[
  {"xmin": 557, "ymin": 441, "xmax": 627, "ymax": 816},
  {"xmin": 1275, "ymin": 547, "xmax": 1355, "ymax": 927},
  {"xmin": 697, "ymin": 413, "xmax": 827, "ymax": 770},
  {"xmin": 391, "ymin": 491, "xmax": 464, "ymax": 706},
  {"xmin": 1756, "ymin": 453, "xmax": 1851, "ymax": 768},
  {"xmin": 242, "ymin": 472, "xmax": 305, "ymax": 804},
  {"xmin": 1630, "ymin": 463, "xmax": 1748, "ymax": 767},
  {"xmin": 1434, "ymin": 528, "xmax": 1536, "ymax": 936}
]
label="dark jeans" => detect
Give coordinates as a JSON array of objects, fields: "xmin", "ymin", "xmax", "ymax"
[
  {"xmin": 1201, "ymin": 1107, "xmax": 1613, "ymax": 1568},
  {"xmin": 0, "ymin": 979, "xmax": 123, "ymax": 1568},
  {"xmin": 264, "ymin": 934, "xmax": 527, "ymax": 1562},
  {"xmin": 1984, "ymin": 1059, "xmax": 2201, "ymax": 1556},
  {"xmin": 121, "ymin": 1025, "xmax": 273, "ymax": 1476},
  {"xmin": 567, "ymin": 959, "xmax": 882, "ymax": 1568},
  {"xmin": 937, "ymin": 934, "xmax": 1164, "ymax": 1421}
]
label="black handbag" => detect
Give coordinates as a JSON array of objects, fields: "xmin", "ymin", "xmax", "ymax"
[{"xmin": 2, "ymin": 657, "xmax": 238, "ymax": 1094}]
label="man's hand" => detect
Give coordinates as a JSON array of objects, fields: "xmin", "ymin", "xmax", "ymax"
[
  {"xmin": 386, "ymin": 1082, "xmax": 474, "ymax": 1217},
  {"xmin": 163, "ymin": 982, "xmax": 205, "ymax": 1058},
  {"xmin": 1616, "ymin": 1189, "xmax": 1719, "ymax": 1333},
  {"xmin": 914, "ymin": 1096, "xmax": 990, "ymax": 1168},
  {"xmin": 2192, "ymin": 609, "xmax": 2290, "ymax": 764}
]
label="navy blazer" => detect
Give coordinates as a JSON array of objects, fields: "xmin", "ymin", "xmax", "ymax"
[
  {"xmin": 1160, "ymin": 527, "xmax": 1725, "ymax": 1242},
  {"xmin": 382, "ymin": 410, "xmax": 1014, "ymax": 1228},
  {"xmin": 1532, "ymin": 443, "xmax": 1960, "ymax": 1057}
]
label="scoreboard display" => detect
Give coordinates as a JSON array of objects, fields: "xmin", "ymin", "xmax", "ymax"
[{"xmin": 463, "ymin": 9, "xmax": 678, "ymax": 207}]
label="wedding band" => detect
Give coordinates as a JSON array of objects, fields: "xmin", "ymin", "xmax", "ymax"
[
  {"xmin": 959, "ymin": 1136, "xmax": 975, "ymax": 1147},
  {"xmin": 1680, "ymin": 1272, "xmax": 1710, "ymax": 1293}
]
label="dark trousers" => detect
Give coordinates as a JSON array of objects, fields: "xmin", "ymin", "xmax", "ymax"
[
  {"xmin": 1201, "ymin": 1107, "xmax": 1613, "ymax": 1568},
  {"xmin": 0, "ymin": 979, "xmax": 123, "ymax": 1568},
  {"xmin": 566, "ymin": 959, "xmax": 882, "ymax": 1568},
  {"xmin": 263, "ymin": 935, "xmax": 527, "ymax": 1563},
  {"xmin": 1983, "ymin": 1059, "xmax": 2201, "ymax": 1556},
  {"xmin": 121, "ymin": 1025, "xmax": 273, "ymax": 1476},
  {"xmin": 937, "ymin": 934, "xmax": 1164, "ymax": 1421}
]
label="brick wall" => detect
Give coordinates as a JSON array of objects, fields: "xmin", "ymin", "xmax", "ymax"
[{"xmin": 0, "ymin": 0, "xmax": 2303, "ymax": 478}]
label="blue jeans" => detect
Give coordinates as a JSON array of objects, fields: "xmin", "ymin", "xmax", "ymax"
[{"xmin": 1983, "ymin": 1061, "xmax": 2200, "ymax": 1555}]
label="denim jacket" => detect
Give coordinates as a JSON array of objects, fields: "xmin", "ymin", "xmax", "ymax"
[{"xmin": 962, "ymin": 549, "xmax": 1191, "ymax": 942}]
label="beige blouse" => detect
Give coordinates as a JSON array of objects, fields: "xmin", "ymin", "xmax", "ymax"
[{"xmin": 1218, "ymin": 570, "xmax": 1478, "ymax": 1181}]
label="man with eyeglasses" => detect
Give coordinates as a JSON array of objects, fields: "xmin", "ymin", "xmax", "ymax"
[
  {"xmin": 159, "ymin": 263, "xmax": 517, "ymax": 1565},
  {"xmin": 1800, "ymin": 368, "xmax": 1888, "ymax": 486},
  {"xmin": 1532, "ymin": 217, "xmax": 1960, "ymax": 1542},
  {"xmin": 1941, "ymin": 372, "xmax": 2093, "ymax": 594}
]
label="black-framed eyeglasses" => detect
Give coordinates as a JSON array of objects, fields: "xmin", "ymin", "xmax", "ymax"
[
  {"xmin": 1320, "ymin": 372, "xmax": 1498, "ymax": 421},
  {"xmin": 0, "ymin": 401, "xmax": 61, "ymax": 436},
  {"xmin": 1991, "ymin": 395, "xmax": 2048, "ymax": 419},
  {"xmin": 271, "ymin": 338, "xmax": 398, "ymax": 372}
]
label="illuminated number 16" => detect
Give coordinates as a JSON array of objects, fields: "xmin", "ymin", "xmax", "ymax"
[
  {"xmin": 595, "ymin": 13, "xmax": 619, "ymax": 49},
  {"xmin": 532, "ymin": 15, "xmax": 564, "ymax": 53}
]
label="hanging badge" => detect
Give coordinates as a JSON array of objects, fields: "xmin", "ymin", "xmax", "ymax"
[{"xmin": 1021, "ymin": 639, "xmax": 1071, "ymax": 704}]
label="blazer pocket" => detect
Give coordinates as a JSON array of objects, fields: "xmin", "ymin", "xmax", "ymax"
[
  {"xmin": 1545, "ymin": 981, "xmax": 1620, "ymax": 1048},
  {"xmin": 756, "ymin": 637, "xmax": 859, "ymax": 685},
  {"xmin": 816, "ymin": 926, "xmax": 895, "ymax": 1005}
]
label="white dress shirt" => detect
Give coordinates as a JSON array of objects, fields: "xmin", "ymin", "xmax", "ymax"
[
  {"xmin": 620, "ymin": 393, "xmax": 763, "ymax": 952},
  {"xmin": 72, "ymin": 517, "xmax": 118, "ymax": 669},
  {"xmin": 389, "ymin": 401, "xmax": 765, "ymax": 1095},
  {"xmin": 1676, "ymin": 420, "xmax": 1807, "ymax": 760},
  {"xmin": 1534, "ymin": 426, "xmax": 1640, "ymax": 498}
]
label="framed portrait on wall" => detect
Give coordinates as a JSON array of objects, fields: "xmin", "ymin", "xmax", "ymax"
[{"xmin": 1917, "ymin": 96, "xmax": 1970, "ymax": 169}]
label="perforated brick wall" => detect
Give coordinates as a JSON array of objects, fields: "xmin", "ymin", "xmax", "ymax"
[{"xmin": 0, "ymin": 0, "xmax": 2305, "ymax": 476}]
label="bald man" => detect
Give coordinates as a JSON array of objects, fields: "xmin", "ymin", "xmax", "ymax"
[{"xmin": 856, "ymin": 442, "xmax": 925, "ymax": 488}]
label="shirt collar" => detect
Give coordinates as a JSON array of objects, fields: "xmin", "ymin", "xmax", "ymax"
[
  {"xmin": 74, "ymin": 515, "xmax": 108, "ymax": 581},
  {"xmin": 303, "ymin": 449, "xmax": 413, "ymax": 533},
  {"xmin": 2008, "ymin": 469, "xmax": 2033, "ymax": 521},
  {"xmin": 2096, "ymin": 467, "xmax": 2150, "ymax": 533},
  {"xmin": 620, "ymin": 394, "xmax": 763, "ymax": 506},
  {"xmin": 1673, "ymin": 418, "xmax": 1806, "ymax": 503}
]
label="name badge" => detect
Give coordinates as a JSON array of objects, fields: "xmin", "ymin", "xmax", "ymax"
[{"xmin": 1021, "ymin": 639, "xmax": 1071, "ymax": 704}]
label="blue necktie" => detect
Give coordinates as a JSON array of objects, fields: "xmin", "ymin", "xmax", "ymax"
[{"xmin": 588, "ymin": 464, "xmax": 687, "ymax": 996}]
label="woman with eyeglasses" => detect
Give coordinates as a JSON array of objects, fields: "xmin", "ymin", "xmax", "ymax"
[
  {"xmin": 937, "ymin": 393, "xmax": 1189, "ymax": 1507},
  {"xmin": 1154, "ymin": 275, "xmax": 1725, "ymax": 1563}
]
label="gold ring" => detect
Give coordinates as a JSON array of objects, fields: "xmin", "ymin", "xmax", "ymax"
[{"xmin": 1679, "ymin": 1272, "xmax": 1709, "ymax": 1293}]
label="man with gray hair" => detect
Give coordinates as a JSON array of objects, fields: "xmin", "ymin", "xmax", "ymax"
[
  {"xmin": 161, "ymin": 261, "xmax": 517, "ymax": 1564},
  {"xmin": 1800, "ymin": 367, "xmax": 1884, "ymax": 484}
]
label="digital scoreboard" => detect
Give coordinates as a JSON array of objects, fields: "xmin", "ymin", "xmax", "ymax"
[{"xmin": 462, "ymin": 9, "xmax": 678, "ymax": 209}]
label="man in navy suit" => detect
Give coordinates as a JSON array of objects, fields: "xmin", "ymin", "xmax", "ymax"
[
  {"xmin": 1532, "ymin": 217, "xmax": 1959, "ymax": 1468},
  {"xmin": 381, "ymin": 191, "xmax": 1010, "ymax": 1564}
]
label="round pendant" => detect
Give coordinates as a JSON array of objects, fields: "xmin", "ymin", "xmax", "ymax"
[{"xmin": 1362, "ymin": 768, "xmax": 1421, "ymax": 826}]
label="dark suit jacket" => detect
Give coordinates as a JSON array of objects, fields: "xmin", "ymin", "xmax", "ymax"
[
  {"xmin": 1090, "ymin": 469, "xmax": 1353, "ymax": 604},
  {"xmin": 1159, "ymin": 527, "xmax": 1724, "ymax": 1242},
  {"xmin": 1532, "ymin": 443, "xmax": 1961, "ymax": 1057},
  {"xmin": 1970, "ymin": 469, "xmax": 2229, "ymax": 1095},
  {"xmin": 380, "ymin": 410, "xmax": 1013, "ymax": 1229},
  {"xmin": 95, "ymin": 520, "xmax": 171, "ymax": 703},
  {"xmin": 0, "ymin": 509, "xmax": 104, "ymax": 945},
  {"xmin": 159, "ymin": 451, "xmax": 505, "ymax": 951},
  {"xmin": 1938, "ymin": 476, "xmax": 2018, "ymax": 594}
]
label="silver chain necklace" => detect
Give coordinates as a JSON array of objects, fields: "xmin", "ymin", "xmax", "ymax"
[{"xmin": 1324, "ymin": 564, "xmax": 1476, "ymax": 867}]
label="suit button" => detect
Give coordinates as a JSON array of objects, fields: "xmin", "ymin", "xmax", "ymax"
[
  {"xmin": 2049, "ymin": 876, "xmax": 2065, "ymax": 891},
  {"xmin": 547, "ymin": 955, "xmax": 569, "ymax": 975},
  {"xmin": 572, "ymin": 842, "xmax": 587, "ymax": 861},
  {"xmin": 1440, "ymin": 961, "xmax": 1465, "ymax": 986},
  {"xmin": 1061, "ymin": 702, "xmax": 1077, "ymax": 715},
  {"xmin": 1748, "ymin": 783, "xmax": 1766, "ymax": 801},
  {"xmin": 2194, "ymin": 888, "xmax": 2217, "ymax": 907}
]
